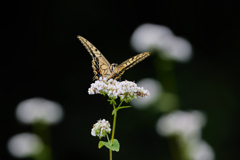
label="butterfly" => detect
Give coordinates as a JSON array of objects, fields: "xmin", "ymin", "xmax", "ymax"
[{"xmin": 77, "ymin": 35, "xmax": 150, "ymax": 81}]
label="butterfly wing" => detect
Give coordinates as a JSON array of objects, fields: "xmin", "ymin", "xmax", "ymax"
[
  {"xmin": 112, "ymin": 52, "xmax": 150, "ymax": 80},
  {"xmin": 77, "ymin": 35, "xmax": 112, "ymax": 80}
]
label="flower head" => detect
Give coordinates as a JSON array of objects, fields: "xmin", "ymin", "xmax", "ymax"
[
  {"xmin": 16, "ymin": 98, "xmax": 64, "ymax": 125},
  {"xmin": 91, "ymin": 119, "xmax": 111, "ymax": 139},
  {"xmin": 7, "ymin": 133, "xmax": 43, "ymax": 158},
  {"xmin": 131, "ymin": 78, "xmax": 162, "ymax": 109},
  {"xmin": 156, "ymin": 110, "xmax": 206, "ymax": 139},
  {"xmin": 131, "ymin": 23, "xmax": 192, "ymax": 62},
  {"xmin": 88, "ymin": 78, "xmax": 150, "ymax": 103}
]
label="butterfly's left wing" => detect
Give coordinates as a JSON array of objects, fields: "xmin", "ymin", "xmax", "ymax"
[
  {"xmin": 113, "ymin": 52, "xmax": 150, "ymax": 80},
  {"xmin": 77, "ymin": 35, "xmax": 112, "ymax": 80}
]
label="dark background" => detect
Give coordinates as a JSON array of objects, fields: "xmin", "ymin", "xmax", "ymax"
[{"xmin": 1, "ymin": 0, "xmax": 240, "ymax": 160}]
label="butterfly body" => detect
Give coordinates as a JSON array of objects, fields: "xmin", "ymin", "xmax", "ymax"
[{"xmin": 77, "ymin": 35, "xmax": 150, "ymax": 80}]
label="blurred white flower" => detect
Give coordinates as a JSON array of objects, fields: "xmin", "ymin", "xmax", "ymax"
[
  {"xmin": 91, "ymin": 119, "xmax": 111, "ymax": 139},
  {"xmin": 88, "ymin": 78, "xmax": 150, "ymax": 103},
  {"xmin": 131, "ymin": 23, "xmax": 192, "ymax": 62},
  {"xmin": 156, "ymin": 110, "xmax": 206, "ymax": 139},
  {"xmin": 131, "ymin": 24, "xmax": 173, "ymax": 52},
  {"xmin": 188, "ymin": 140, "xmax": 215, "ymax": 160},
  {"xmin": 131, "ymin": 78, "xmax": 162, "ymax": 109},
  {"xmin": 16, "ymin": 97, "xmax": 64, "ymax": 125},
  {"xmin": 157, "ymin": 36, "xmax": 192, "ymax": 62},
  {"xmin": 156, "ymin": 110, "xmax": 214, "ymax": 160},
  {"xmin": 7, "ymin": 133, "xmax": 43, "ymax": 158}
]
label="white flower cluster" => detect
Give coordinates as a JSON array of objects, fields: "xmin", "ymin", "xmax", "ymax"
[
  {"xmin": 131, "ymin": 23, "xmax": 192, "ymax": 62},
  {"xmin": 7, "ymin": 133, "xmax": 43, "ymax": 158},
  {"xmin": 156, "ymin": 110, "xmax": 206, "ymax": 139},
  {"xmin": 16, "ymin": 98, "xmax": 63, "ymax": 125},
  {"xmin": 91, "ymin": 119, "xmax": 111, "ymax": 139},
  {"xmin": 88, "ymin": 78, "xmax": 150, "ymax": 102},
  {"xmin": 156, "ymin": 110, "xmax": 215, "ymax": 160}
]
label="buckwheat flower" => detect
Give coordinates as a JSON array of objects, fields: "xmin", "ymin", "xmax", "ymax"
[
  {"xmin": 131, "ymin": 78, "xmax": 161, "ymax": 109},
  {"xmin": 91, "ymin": 119, "xmax": 111, "ymax": 139},
  {"xmin": 188, "ymin": 140, "xmax": 215, "ymax": 160},
  {"xmin": 7, "ymin": 133, "xmax": 43, "ymax": 158},
  {"xmin": 156, "ymin": 110, "xmax": 206, "ymax": 139},
  {"xmin": 88, "ymin": 78, "xmax": 150, "ymax": 102},
  {"xmin": 16, "ymin": 98, "xmax": 64, "ymax": 125},
  {"xmin": 88, "ymin": 88, "xmax": 94, "ymax": 94},
  {"xmin": 131, "ymin": 23, "xmax": 192, "ymax": 62}
]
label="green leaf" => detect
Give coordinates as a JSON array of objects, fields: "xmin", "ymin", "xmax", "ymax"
[
  {"xmin": 98, "ymin": 141, "xmax": 104, "ymax": 149},
  {"xmin": 108, "ymin": 99, "xmax": 117, "ymax": 106},
  {"xmin": 111, "ymin": 139, "xmax": 120, "ymax": 151},
  {"xmin": 112, "ymin": 109, "xmax": 116, "ymax": 115},
  {"xmin": 98, "ymin": 139, "xmax": 120, "ymax": 152}
]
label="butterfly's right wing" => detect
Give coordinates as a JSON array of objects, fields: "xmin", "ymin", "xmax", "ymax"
[
  {"xmin": 77, "ymin": 36, "xmax": 112, "ymax": 80},
  {"xmin": 113, "ymin": 52, "xmax": 150, "ymax": 80}
]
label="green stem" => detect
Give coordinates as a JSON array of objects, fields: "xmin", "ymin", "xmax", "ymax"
[
  {"xmin": 32, "ymin": 122, "xmax": 52, "ymax": 160},
  {"xmin": 168, "ymin": 136, "xmax": 179, "ymax": 160},
  {"xmin": 110, "ymin": 100, "xmax": 123, "ymax": 144},
  {"xmin": 106, "ymin": 134, "xmax": 110, "ymax": 143},
  {"xmin": 107, "ymin": 133, "xmax": 112, "ymax": 160},
  {"xmin": 110, "ymin": 150, "xmax": 112, "ymax": 160},
  {"xmin": 109, "ymin": 100, "xmax": 123, "ymax": 160},
  {"xmin": 110, "ymin": 104, "xmax": 117, "ymax": 145}
]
